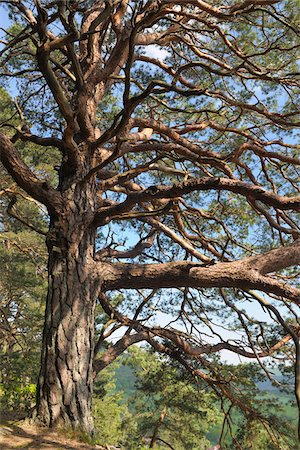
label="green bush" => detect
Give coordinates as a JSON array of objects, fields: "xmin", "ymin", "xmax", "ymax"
[
  {"xmin": 0, "ymin": 351, "xmax": 39, "ymax": 413},
  {"xmin": 0, "ymin": 381, "xmax": 36, "ymax": 412}
]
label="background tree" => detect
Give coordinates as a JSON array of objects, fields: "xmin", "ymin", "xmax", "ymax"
[
  {"xmin": 0, "ymin": 0, "xmax": 299, "ymax": 446},
  {"xmin": 126, "ymin": 346, "xmax": 221, "ymax": 450},
  {"xmin": 0, "ymin": 86, "xmax": 48, "ymax": 413}
]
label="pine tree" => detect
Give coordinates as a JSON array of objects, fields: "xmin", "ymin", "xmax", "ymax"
[{"xmin": 0, "ymin": 1, "xmax": 299, "ymax": 445}]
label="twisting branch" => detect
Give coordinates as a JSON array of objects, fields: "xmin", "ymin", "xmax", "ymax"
[
  {"xmin": 0, "ymin": 132, "xmax": 62, "ymax": 214},
  {"xmin": 94, "ymin": 289, "xmax": 296, "ymax": 445},
  {"xmin": 95, "ymin": 231, "xmax": 156, "ymax": 260},
  {"xmin": 95, "ymin": 177, "xmax": 300, "ymax": 226}
]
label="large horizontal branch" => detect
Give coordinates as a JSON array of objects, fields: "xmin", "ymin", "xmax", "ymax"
[
  {"xmin": 95, "ymin": 176, "xmax": 300, "ymax": 225},
  {"xmin": 245, "ymin": 239, "xmax": 300, "ymax": 274},
  {"xmin": 0, "ymin": 132, "xmax": 62, "ymax": 214},
  {"xmin": 142, "ymin": 178, "xmax": 300, "ymax": 211},
  {"xmin": 101, "ymin": 240, "xmax": 300, "ymax": 302},
  {"xmin": 150, "ymin": 326, "xmax": 299, "ymax": 359},
  {"xmin": 93, "ymin": 323, "xmax": 296, "ymax": 376}
]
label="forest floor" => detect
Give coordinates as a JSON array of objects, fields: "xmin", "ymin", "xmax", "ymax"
[{"xmin": 0, "ymin": 416, "xmax": 106, "ymax": 450}]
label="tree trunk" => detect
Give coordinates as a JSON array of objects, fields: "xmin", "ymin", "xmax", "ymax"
[{"xmin": 34, "ymin": 181, "xmax": 99, "ymax": 435}]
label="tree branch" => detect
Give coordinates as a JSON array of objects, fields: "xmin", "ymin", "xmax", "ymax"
[
  {"xmin": 101, "ymin": 240, "xmax": 300, "ymax": 302},
  {"xmin": 93, "ymin": 331, "xmax": 149, "ymax": 374},
  {"xmin": 0, "ymin": 132, "xmax": 62, "ymax": 214},
  {"xmin": 95, "ymin": 176, "xmax": 300, "ymax": 226},
  {"xmin": 95, "ymin": 231, "xmax": 156, "ymax": 260}
]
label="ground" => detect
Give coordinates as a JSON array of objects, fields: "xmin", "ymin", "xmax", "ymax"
[{"xmin": 0, "ymin": 418, "xmax": 107, "ymax": 450}]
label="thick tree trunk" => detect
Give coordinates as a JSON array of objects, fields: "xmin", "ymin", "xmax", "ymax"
[{"xmin": 34, "ymin": 180, "xmax": 99, "ymax": 434}]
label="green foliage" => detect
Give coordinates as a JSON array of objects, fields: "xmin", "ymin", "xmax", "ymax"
[
  {"xmin": 0, "ymin": 81, "xmax": 48, "ymax": 412},
  {"xmin": 225, "ymin": 418, "xmax": 299, "ymax": 450},
  {"xmin": 90, "ymin": 349, "xmax": 222, "ymax": 449},
  {"xmin": 0, "ymin": 351, "xmax": 38, "ymax": 413},
  {"xmin": 93, "ymin": 393, "xmax": 131, "ymax": 446},
  {"xmin": 91, "ymin": 355, "xmax": 299, "ymax": 449},
  {"xmin": 0, "ymin": 235, "xmax": 44, "ymax": 413},
  {"xmin": 0, "ymin": 202, "xmax": 46, "ymax": 414},
  {"xmin": 125, "ymin": 347, "xmax": 221, "ymax": 449},
  {"xmin": 92, "ymin": 362, "xmax": 138, "ymax": 449}
]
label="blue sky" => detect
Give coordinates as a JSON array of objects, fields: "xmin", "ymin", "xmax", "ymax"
[{"xmin": 0, "ymin": 6, "xmax": 11, "ymax": 42}]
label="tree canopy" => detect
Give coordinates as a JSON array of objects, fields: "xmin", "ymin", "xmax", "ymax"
[{"xmin": 0, "ymin": 0, "xmax": 299, "ymax": 447}]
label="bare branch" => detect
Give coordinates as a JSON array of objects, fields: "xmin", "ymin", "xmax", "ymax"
[{"xmin": 0, "ymin": 132, "xmax": 62, "ymax": 214}]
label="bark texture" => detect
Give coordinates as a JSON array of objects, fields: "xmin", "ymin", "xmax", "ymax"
[{"xmin": 35, "ymin": 182, "xmax": 99, "ymax": 434}]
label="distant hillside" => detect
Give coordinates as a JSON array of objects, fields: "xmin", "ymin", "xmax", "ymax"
[
  {"xmin": 114, "ymin": 364, "xmax": 136, "ymax": 398},
  {"xmin": 256, "ymin": 371, "xmax": 293, "ymax": 393},
  {"xmin": 115, "ymin": 363, "xmax": 293, "ymax": 395},
  {"xmin": 114, "ymin": 363, "xmax": 297, "ymax": 446}
]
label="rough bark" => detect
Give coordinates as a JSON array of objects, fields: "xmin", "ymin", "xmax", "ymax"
[{"xmin": 34, "ymin": 181, "xmax": 100, "ymax": 434}]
